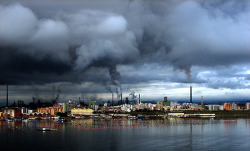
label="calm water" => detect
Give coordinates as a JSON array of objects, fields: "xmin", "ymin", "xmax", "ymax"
[{"xmin": 0, "ymin": 118, "xmax": 249, "ymax": 151}]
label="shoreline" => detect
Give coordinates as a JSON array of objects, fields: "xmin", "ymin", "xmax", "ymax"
[{"xmin": 1, "ymin": 110, "xmax": 250, "ymax": 121}]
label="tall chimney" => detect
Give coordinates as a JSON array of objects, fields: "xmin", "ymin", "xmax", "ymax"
[
  {"xmin": 112, "ymin": 93, "xmax": 114, "ymax": 106},
  {"xmin": 190, "ymin": 85, "xmax": 192, "ymax": 103},
  {"xmin": 139, "ymin": 94, "xmax": 141, "ymax": 104},
  {"xmin": 6, "ymin": 85, "xmax": 8, "ymax": 107},
  {"xmin": 79, "ymin": 97, "xmax": 80, "ymax": 105},
  {"xmin": 121, "ymin": 93, "xmax": 122, "ymax": 104},
  {"xmin": 201, "ymin": 96, "xmax": 203, "ymax": 105}
]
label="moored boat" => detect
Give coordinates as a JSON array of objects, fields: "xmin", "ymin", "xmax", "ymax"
[
  {"xmin": 37, "ymin": 127, "xmax": 58, "ymax": 131},
  {"xmin": 6, "ymin": 119, "xmax": 14, "ymax": 122}
]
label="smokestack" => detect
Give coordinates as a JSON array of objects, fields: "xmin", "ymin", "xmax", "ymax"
[
  {"xmin": 139, "ymin": 94, "xmax": 140, "ymax": 104},
  {"xmin": 190, "ymin": 85, "xmax": 192, "ymax": 103},
  {"xmin": 6, "ymin": 85, "xmax": 8, "ymax": 107},
  {"xmin": 201, "ymin": 96, "xmax": 203, "ymax": 105},
  {"xmin": 121, "ymin": 93, "xmax": 122, "ymax": 104},
  {"xmin": 112, "ymin": 93, "xmax": 114, "ymax": 106},
  {"xmin": 56, "ymin": 95, "xmax": 59, "ymax": 104},
  {"xmin": 79, "ymin": 97, "xmax": 80, "ymax": 105}
]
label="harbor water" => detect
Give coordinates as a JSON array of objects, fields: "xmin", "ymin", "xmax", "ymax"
[{"xmin": 0, "ymin": 118, "xmax": 249, "ymax": 151}]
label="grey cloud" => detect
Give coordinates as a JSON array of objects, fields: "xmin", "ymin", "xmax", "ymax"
[
  {"xmin": 165, "ymin": 1, "xmax": 250, "ymax": 68},
  {"xmin": 0, "ymin": 3, "xmax": 37, "ymax": 45},
  {"xmin": 0, "ymin": 0, "xmax": 250, "ymax": 92},
  {"xmin": 196, "ymin": 65, "xmax": 250, "ymax": 89},
  {"xmin": 207, "ymin": 80, "xmax": 249, "ymax": 89},
  {"xmin": 29, "ymin": 19, "xmax": 70, "ymax": 61}
]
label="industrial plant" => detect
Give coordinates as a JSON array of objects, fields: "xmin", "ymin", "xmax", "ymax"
[{"xmin": 1, "ymin": 84, "xmax": 250, "ymax": 120}]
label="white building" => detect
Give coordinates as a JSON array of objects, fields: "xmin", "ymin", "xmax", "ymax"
[
  {"xmin": 91, "ymin": 105, "xmax": 99, "ymax": 111},
  {"xmin": 21, "ymin": 108, "xmax": 34, "ymax": 114},
  {"xmin": 121, "ymin": 104, "xmax": 132, "ymax": 112},
  {"xmin": 170, "ymin": 101, "xmax": 180, "ymax": 108},
  {"xmin": 219, "ymin": 105, "xmax": 224, "ymax": 110},
  {"xmin": 104, "ymin": 102, "xmax": 110, "ymax": 107},
  {"xmin": 246, "ymin": 103, "xmax": 250, "ymax": 110},
  {"xmin": 206, "ymin": 105, "xmax": 220, "ymax": 111},
  {"xmin": 21, "ymin": 107, "xmax": 28, "ymax": 114},
  {"xmin": 232, "ymin": 103, "xmax": 237, "ymax": 110}
]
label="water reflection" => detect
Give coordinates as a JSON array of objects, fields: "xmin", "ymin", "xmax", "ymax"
[{"xmin": 0, "ymin": 118, "xmax": 249, "ymax": 151}]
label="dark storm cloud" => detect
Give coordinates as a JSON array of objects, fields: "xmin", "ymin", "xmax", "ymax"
[
  {"xmin": 0, "ymin": 46, "xmax": 75, "ymax": 85},
  {"xmin": 0, "ymin": 0, "xmax": 250, "ymax": 90}
]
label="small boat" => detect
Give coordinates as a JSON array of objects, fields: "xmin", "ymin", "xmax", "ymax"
[
  {"xmin": 104, "ymin": 116, "xmax": 112, "ymax": 120},
  {"xmin": 37, "ymin": 128, "xmax": 58, "ymax": 131},
  {"xmin": 6, "ymin": 119, "xmax": 14, "ymax": 122},
  {"xmin": 28, "ymin": 118, "xmax": 39, "ymax": 122},
  {"xmin": 128, "ymin": 115, "xmax": 137, "ymax": 119},
  {"xmin": 137, "ymin": 115, "xmax": 145, "ymax": 119},
  {"xmin": 58, "ymin": 119, "xmax": 64, "ymax": 122},
  {"xmin": 22, "ymin": 119, "xmax": 28, "ymax": 122}
]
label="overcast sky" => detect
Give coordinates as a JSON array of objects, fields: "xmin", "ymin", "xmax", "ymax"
[{"xmin": 0, "ymin": 0, "xmax": 250, "ymax": 104}]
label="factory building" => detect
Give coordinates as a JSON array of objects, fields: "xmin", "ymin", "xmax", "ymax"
[
  {"xmin": 121, "ymin": 104, "xmax": 133, "ymax": 112},
  {"xmin": 71, "ymin": 108, "xmax": 93, "ymax": 115},
  {"xmin": 67, "ymin": 100, "xmax": 77, "ymax": 112},
  {"xmin": 206, "ymin": 105, "xmax": 221, "ymax": 111},
  {"xmin": 37, "ymin": 107, "xmax": 63, "ymax": 116}
]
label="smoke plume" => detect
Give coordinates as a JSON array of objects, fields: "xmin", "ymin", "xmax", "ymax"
[{"xmin": 109, "ymin": 66, "xmax": 122, "ymax": 98}]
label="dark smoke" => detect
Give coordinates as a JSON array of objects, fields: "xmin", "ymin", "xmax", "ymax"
[
  {"xmin": 179, "ymin": 66, "xmax": 192, "ymax": 82},
  {"xmin": 105, "ymin": 86, "xmax": 112, "ymax": 93},
  {"xmin": 109, "ymin": 65, "xmax": 122, "ymax": 98},
  {"xmin": 32, "ymin": 84, "xmax": 40, "ymax": 100},
  {"xmin": 101, "ymin": 80, "xmax": 113, "ymax": 93},
  {"xmin": 129, "ymin": 91, "xmax": 138, "ymax": 104}
]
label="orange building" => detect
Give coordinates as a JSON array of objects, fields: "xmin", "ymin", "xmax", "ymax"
[
  {"xmin": 0, "ymin": 112, "xmax": 3, "ymax": 118},
  {"xmin": 224, "ymin": 103, "xmax": 232, "ymax": 110},
  {"xmin": 37, "ymin": 107, "xmax": 63, "ymax": 116},
  {"xmin": 157, "ymin": 104, "xmax": 163, "ymax": 111}
]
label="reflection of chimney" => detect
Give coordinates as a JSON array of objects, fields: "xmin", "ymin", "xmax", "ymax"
[
  {"xmin": 190, "ymin": 86, "xmax": 192, "ymax": 103},
  {"xmin": 112, "ymin": 93, "xmax": 114, "ymax": 106},
  {"xmin": 139, "ymin": 94, "xmax": 141, "ymax": 104},
  {"xmin": 6, "ymin": 85, "xmax": 8, "ymax": 107}
]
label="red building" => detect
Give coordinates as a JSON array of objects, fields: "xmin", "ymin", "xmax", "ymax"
[
  {"xmin": 14, "ymin": 109, "xmax": 22, "ymax": 118},
  {"xmin": 3, "ymin": 108, "xmax": 22, "ymax": 118}
]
